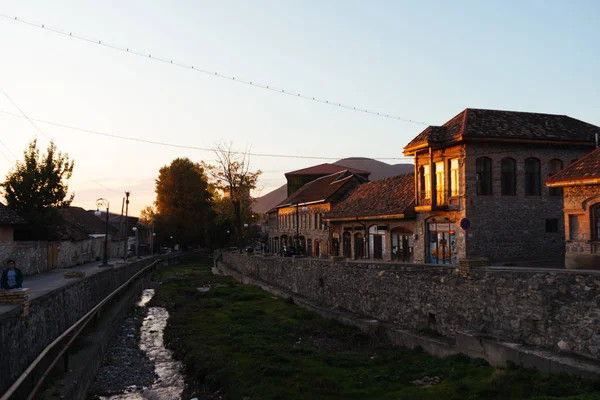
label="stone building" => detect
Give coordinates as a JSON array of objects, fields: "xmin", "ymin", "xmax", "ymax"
[
  {"xmin": 546, "ymin": 146, "xmax": 600, "ymax": 269},
  {"xmin": 284, "ymin": 163, "xmax": 370, "ymax": 197},
  {"xmin": 324, "ymin": 173, "xmax": 416, "ymax": 261},
  {"xmin": 267, "ymin": 170, "xmax": 366, "ymax": 256},
  {"xmin": 403, "ymin": 108, "xmax": 599, "ymax": 265}
]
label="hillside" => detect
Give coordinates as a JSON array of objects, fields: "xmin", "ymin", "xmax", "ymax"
[{"xmin": 253, "ymin": 158, "xmax": 413, "ymax": 214}]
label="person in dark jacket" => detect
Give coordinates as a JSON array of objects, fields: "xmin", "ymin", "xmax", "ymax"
[{"xmin": 1, "ymin": 260, "xmax": 23, "ymax": 290}]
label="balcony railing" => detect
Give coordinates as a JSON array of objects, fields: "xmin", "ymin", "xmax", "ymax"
[{"xmin": 417, "ymin": 190, "xmax": 447, "ymax": 208}]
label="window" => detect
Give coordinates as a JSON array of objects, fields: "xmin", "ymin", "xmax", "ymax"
[
  {"xmin": 423, "ymin": 165, "xmax": 431, "ymax": 199},
  {"xmin": 545, "ymin": 218, "xmax": 559, "ymax": 233},
  {"xmin": 435, "ymin": 161, "xmax": 445, "ymax": 205},
  {"xmin": 548, "ymin": 159, "xmax": 563, "ymax": 196},
  {"xmin": 568, "ymin": 214, "xmax": 580, "ymax": 240},
  {"xmin": 593, "ymin": 205, "xmax": 600, "ymax": 241},
  {"xmin": 314, "ymin": 213, "xmax": 318, "ymax": 230},
  {"xmin": 501, "ymin": 157, "xmax": 516, "ymax": 196},
  {"xmin": 449, "ymin": 159, "xmax": 459, "ymax": 197},
  {"xmin": 525, "ymin": 158, "xmax": 541, "ymax": 196},
  {"xmin": 476, "ymin": 157, "xmax": 493, "ymax": 195}
]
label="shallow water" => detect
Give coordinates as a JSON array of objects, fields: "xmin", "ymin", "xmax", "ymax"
[{"xmin": 100, "ymin": 289, "xmax": 185, "ymax": 400}]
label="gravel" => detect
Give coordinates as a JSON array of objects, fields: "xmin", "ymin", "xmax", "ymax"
[{"xmin": 88, "ymin": 307, "xmax": 156, "ymax": 397}]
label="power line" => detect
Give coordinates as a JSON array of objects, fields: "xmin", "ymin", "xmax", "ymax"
[
  {"xmin": 0, "ymin": 86, "xmax": 51, "ymax": 142},
  {"xmin": 0, "ymin": 12, "xmax": 429, "ymax": 126},
  {"xmin": 0, "ymin": 109, "xmax": 414, "ymax": 161}
]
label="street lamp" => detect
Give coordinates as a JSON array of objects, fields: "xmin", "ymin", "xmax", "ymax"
[
  {"xmin": 151, "ymin": 231, "xmax": 156, "ymax": 256},
  {"xmin": 95, "ymin": 198, "xmax": 111, "ymax": 267}
]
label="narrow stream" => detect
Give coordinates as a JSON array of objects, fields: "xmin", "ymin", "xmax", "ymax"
[{"xmin": 98, "ymin": 289, "xmax": 186, "ymax": 400}]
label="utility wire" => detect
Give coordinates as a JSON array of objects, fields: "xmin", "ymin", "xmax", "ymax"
[
  {"xmin": 0, "ymin": 12, "xmax": 429, "ymax": 126},
  {"xmin": 0, "ymin": 137, "xmax": 16, "ymax": 160},
  {"xmin": 0, "ymin": 86, "xmax": 51, "ymax": 142},
  {"xmin": 0, "ymin": 109, "xmax": 414, "ymax": 161}
]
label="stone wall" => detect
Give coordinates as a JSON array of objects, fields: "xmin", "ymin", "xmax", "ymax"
[
  {"xmin": 0, "ymin": 238, "xmax": 115, "ymax": 276},
  {"xmin": 221, "ymin": 253, "xmax": 600, "ymax": 361},
  {"xmin": 58, "ymin": 238, "xmax": 106, "ymax": 268},
  {"xmin": 0, "ymin": 241, "xmax": 47, "ymax": 275},
  {"xmin": 0, "ymin": 251, "xmax": 203, "ymax": 395}
]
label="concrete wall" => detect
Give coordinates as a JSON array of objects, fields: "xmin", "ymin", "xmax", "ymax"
[{"xmin": 221, "ymin": 253, "xmax": 600, "ymax": 361}]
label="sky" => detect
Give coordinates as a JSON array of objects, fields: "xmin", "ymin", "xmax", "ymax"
[{"xmin": 1, "ymin": 0, "xmax": 599, "ymax": 216}]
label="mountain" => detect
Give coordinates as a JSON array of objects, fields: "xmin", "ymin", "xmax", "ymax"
[
  {"xmin": 333, "ymin": 157, "xmax": 413, "ymax": 181},
  {"xmin": 252, "ymin": 158, "xmax": 413, "ymax": 214}
]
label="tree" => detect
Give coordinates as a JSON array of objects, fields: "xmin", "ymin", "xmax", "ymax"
[
  {"xmin": 154, "ymin": 158, "xmax": 214, "ymax": 249},
  {"xmin": 201, "ymin": 143, "xmax": 261, "ymax": 248},
  {"xmin": 2, "ymin": 139, "xmax": 74, "ymax": 239}
]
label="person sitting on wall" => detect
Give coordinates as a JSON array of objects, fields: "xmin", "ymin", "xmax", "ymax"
[{"xmin": 1, "ymin": 260, "xmax": 23, "ymax": 290}]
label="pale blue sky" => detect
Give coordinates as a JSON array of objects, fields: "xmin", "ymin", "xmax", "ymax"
[{"xmin": 0, "ymin": 0, "xmax": 599, "ymax": 215}]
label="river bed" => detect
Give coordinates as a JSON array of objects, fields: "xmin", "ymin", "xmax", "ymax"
[{"xmin": 89, "ymin": 289, "xmax": 186, "ymax": 400}]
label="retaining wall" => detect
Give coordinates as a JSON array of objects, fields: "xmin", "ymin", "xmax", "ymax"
[
  {"xmin": 0, "ymin": 252, "xmax": 201, "ymax": 395},
  {"xmin": 221, "ymin": 253, "xmax": 600, "ymax": 361}
]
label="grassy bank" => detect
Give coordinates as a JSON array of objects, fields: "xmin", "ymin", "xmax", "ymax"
[{"xmin": 152, "ymin": 263, "xmax": 600, "ymax": 400}]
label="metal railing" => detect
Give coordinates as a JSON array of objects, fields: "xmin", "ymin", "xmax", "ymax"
[{"xmin": 1, "ymin": 259, "xmax": 162, "ymax": 400}]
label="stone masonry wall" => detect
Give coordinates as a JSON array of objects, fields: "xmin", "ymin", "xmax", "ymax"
[
  {"xmin": 464, "ymin": 142, "xmax": 591, "ymax": 262},
  {"xmin": 0, "ymin": 241, "xmax": 47, "ymax": 275},
  {"xmin": 222, "ymin": 253, "xmax": 600, "ymax": 361},
  {"xmin": 57, "ymin": 238, "xmax": 106, "ymax": 268}
]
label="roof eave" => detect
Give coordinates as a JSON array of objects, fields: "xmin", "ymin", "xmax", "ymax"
[
  {"xmin": 546, "ymin": 177, "xmax": 600, "ymax": 187},
  {"xmin": 325, "ymin": 213, "xmax": 406, "ymax": 222}
]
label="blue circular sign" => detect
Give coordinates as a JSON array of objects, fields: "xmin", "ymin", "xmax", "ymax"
[{"xmin": 459, "ymin": 218, "xmax": 471, "ymax": 231}]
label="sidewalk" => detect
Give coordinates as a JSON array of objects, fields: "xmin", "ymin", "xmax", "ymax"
[{"xmin": 0, "ymin": 257, "xmax": 145, "ymax": 317}]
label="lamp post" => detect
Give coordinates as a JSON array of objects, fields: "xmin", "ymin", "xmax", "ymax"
[
  {"xmin": 294, "ymin": 202, "xmax": 308, "ymax": 253},
  {"xmin": 151, "ymin": 230, "xmax": 156, "ymax": 256},
  {"xmin": 95, "ymin": 198, "xmax": 111, "ymax": 267}
]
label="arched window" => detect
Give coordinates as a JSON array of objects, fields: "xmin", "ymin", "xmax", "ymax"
[
  {"xmin": 476, "ymin": 157, "xmax": 493, "ymax": 195},
  {"xmin": 314, "ymin": 240, "xmax": 320, "ymax": 257},
  {"xmin": 500, "ymin": 157, "xmax": 516, "ymax": 196},
  {"xmin": 342, "ymin": 232, "xmax": 351, "ymax": 258},
  {"xmin": 592, "ymin": 204, "xmax": 600, "ymax": 241},
  {"xmin": 525, "ymin": 158, "xmax": 541, "ymax": 196},
  {"xmin": 548, "ymin": 159, "xmax": 563, "ymax": 196},
  {"xmin": 306, "ymin": 239, "xmax": 312, "ymax": 257}
]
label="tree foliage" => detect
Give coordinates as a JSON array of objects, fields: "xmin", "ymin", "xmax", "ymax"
[
  {"xmin": 154, "ymin": 158, "xmax": 214, "ymax": 248},
  {"xmin": 2, "ymin": 139, "xmax": 74, "ymax": 239},
  {"xmin": 201, "ymin": 143, "xmax": 261, "ymax": 248}
]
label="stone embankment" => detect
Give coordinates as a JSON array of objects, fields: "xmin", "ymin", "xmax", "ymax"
[{"xmin": 217, "ymin": 253, "xmax": 600, "ymax": 375}]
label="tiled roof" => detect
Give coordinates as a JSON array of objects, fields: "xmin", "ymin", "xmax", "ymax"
[
  {"xmin": 0, "ymin": 203, "xmax": 27, "ymax": 225},
  {"xmin": 276, "ymin": 170, "xmax": 365, "ymax": 207},
  {"xmin": 55, "ymin": 220, "xmax": 90, "ymax": 241},
  {"xmin": 404, "ymin": 108, "xmax": 599, "ymax": 151},
  {"xmin": 325, "ymin": 173, "xmax": 415, "ymax": 220},
  {"xmin": 59, "ymin": 206, "xmax": 119, "ymax": 235},
  {"xmin": 546, "ymin": 147, "xmax": 600, "ymax": 185},
  {"xmin": 285, "ymin": 163, "xmax": 370, "ymax": 177}
]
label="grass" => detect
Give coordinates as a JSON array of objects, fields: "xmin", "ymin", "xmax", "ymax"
[{"xmin": 152, "ymin": 262, "xmax": 600, "ymax": 400}]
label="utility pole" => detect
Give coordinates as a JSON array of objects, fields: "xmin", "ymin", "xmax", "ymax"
[
  {"xmin": 118, "ymin": 197, "xmax": 124, "ymax": 258},
  {"xmin": 123, "ymin": 191, "xmax": 130, "ymax": 261}
]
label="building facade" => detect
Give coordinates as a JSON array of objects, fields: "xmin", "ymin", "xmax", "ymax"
[
  {"xmin": 325, "ymin": 173, "xmax": 416, "ymax": 262},
  {"xmin": 268, "ymin": 170, "xmax": 366, "ymax": 256},
  {"xmin": 403, "ymin": 108, "xmax": 599, "ymax": 265},
  {"xmin": 547, "ymin": 146, "xmax": 600, "ymax": 269}
]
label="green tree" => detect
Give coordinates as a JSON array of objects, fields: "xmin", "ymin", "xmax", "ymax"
[
  {"xmin": 154, "ymin": 158, "xmax": 214, "ymax": 249},
  {"xmin": 2, "ymin": 139, "xmax": 74, "ymax": 239},
  {"xmin": 202, "ymin": 143, "xmax": 261, "ymax": 249}
]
